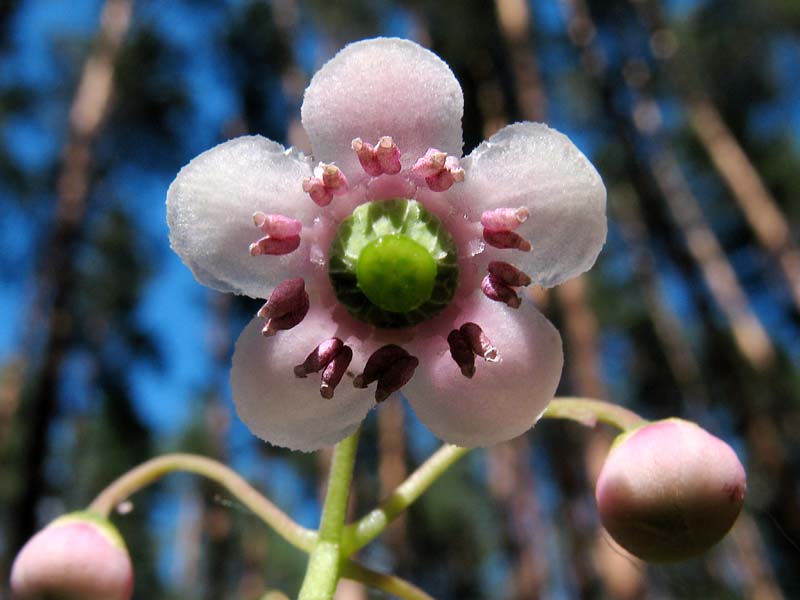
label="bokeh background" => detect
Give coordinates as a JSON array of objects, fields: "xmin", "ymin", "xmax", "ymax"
[{"xmin": 1, "ymin": 0, "xmax": 799, "ymax": 598}]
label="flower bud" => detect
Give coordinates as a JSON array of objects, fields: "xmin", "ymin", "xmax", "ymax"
[
  {"xmin": 11, "ymin": 511, "xmax": 133, "ymax": 600},
  {"xmin": 595, "ymin": 418, "xmax": 746, "ymax": 562}
]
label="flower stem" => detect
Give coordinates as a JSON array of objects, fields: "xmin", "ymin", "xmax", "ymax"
[
  {"xmin": 342, "ymin": 442, "xmax": 468, "ymax": 555},
  {"xmin": 88, "ymin": 453, "xmax": 316, "ymax": 552},
  {"xmin": 542, "ymin": 396, "xmax": 648, "ymax": 431},
  {"xmin": 341, "ymin": 561, "xmax": 435, "ymax": 600},
  {"xmin": 298, "ymin": 428, "xmax": 361, "ymax": 600}
]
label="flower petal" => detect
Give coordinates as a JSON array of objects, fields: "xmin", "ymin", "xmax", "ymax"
[
  {"xmin": 405, "ymin": 294, "xmax": 563, "ymax": 447},
  {"xmin": 230, "ymin": 306, "xmax": 375, "ymax": 452},
  {"xmin": 460, "ymin": 122, "xmax": 607, "ymax": 288},
  {"xmin": 167, "ymin": 136, "xmax": 317, "ymax": 299},
  {"xmin": 301, "ymin": 38, "xmax": 463, "ymax": 175}
]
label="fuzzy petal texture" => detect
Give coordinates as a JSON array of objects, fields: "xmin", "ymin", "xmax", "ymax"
[
  {"xmin": 231, "ymin": 305, "xmax": 375, "ymax": 452},
  {"xmin": 301, "ymin": 38, "xmax": 464, "ymax": 176},
  {"xmin": 167, "ymin": 136, "xmax": 317, "ymax": 299},
  {"xmin": 405, "ymin": 295, "xmax": 563, "ymax": 447},
  {"xmin": 460, "ymin": 122, "xmax": 606, "ymax": 288}
]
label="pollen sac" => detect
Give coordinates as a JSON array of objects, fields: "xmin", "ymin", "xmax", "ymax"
[
  {"xmin": 447, "ymin": 329, "xmax": 476, "ymax": 378},
  {"xmin": 481, "ymin": 273, "xmax": 521, "ymax": 308},
  {"xmin": 352, "ymin": 136, "xmax": 402, "ymax": 176},
  {"xmin": 259, "ymin": 278, "xmax": 310, "ymax": 335},
  {"xmin": 294, "ymin": 338, "xmax": 353, "ymax": 399},
  {"xmin": 249, "ymin": 212, "xmax": 302, "ymax": 256},
  {"xmin": 303, "ymin": 163, "xmax": 349, "ymax": 206},
  {"xmin": 483, "ymin": 229, "xmax": 531, "ymax": 252},
  {"xmin": 481, "ymin": 207, "xmax": 529, "ymax": 232},
  {"xmin": 487, "ymin": 261, "xmax": 532, "ymax": 287},
  {"xmin": 595, "ymin": 419, "xmax": 746, "ymax": 562},
  {"xmin": 459, "ymin": 322, "xmax": 498, "ymax": 361},
  {"xmin": 411, "ymin": 148, "xmax": 465, "ymax": 192},
  {"xmin": 355, "ymin": 344, "xmax": 418, "ymax": 402}
]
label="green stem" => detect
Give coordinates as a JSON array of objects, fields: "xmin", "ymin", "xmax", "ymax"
[
  {"xmin": 298, "ymin": 428, "xmax": 361, "ymax": 600},
  {"xmin": 88, "ymin": 453, "xmax": 316, "ymax": 553},
  {"xmin": 542, "ymin": 396, "xmax": 648, "ymax": 431},
  {"xmin": 342, "ymin": 442, "xmax": 468, "ymax": 555},
  {"xmin": 341, "ymin": 561, "xmax": 435, "ymax": 600},
  {"xmin": 342, "ymin": 397, "xmax": 645, "ymax": 554}
]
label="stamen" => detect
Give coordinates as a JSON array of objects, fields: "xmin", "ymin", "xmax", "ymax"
[
  {"xmin": 352, "ymin": 138, "xmax": 382, "ymax": 176},
  {"xmin": 303, "ymin": 163, "xmax": 349, "ymax": 207},
  {"xmin": 351, "ymin": 136, "xmax": 402, "ymax": 176},
  {"xmin": 459, "ymin": 322, "xmax": 499, "ymax": 361},
  {"xmin": 481, "ymin": 207, "xmax": 529, "ymax": 232},
  {"xmin": 262, "ymin": 292, "xmax": 309, "ymax": 335},
  {"xmin": 320, "ymin": 345, "xmax": 353, "ymax": 399},
  {"xmin": 258, "ymin": 278, "xmax": 310, "ymax": 335},
  {"xmin": 257, "ymin": 278, "xmax": 307, "ymax": 319},
  {"xmin": 375, "ymin": 136, "xmax": 402, "ymax": 175},
  {"xmin": 481, "ymin": 273, "xmax": 521, "ymax": 308},
  {"xmin": 249, "ymin": 236, "xmax": 301, "ymax": 256},
  {"xmin": 294, "ymin": 338, "xmax": 344, "ymax": 377},
  {"xmin": 487, "ymin": 261, "xmax": 532, "ymax": 287},
  {"xmin": 447, "ymin": 329, "xmax": 476, "ymax": 378},
  {"xmin": 253, "ymin": 212, "xmax": 303, "ymax": 238},
  {"xmin": 483, "ymin": 229, "xmax": 532, "ymax": 252},
  {"xmin": 411, "ymin": 148, "xmax": 465, "ymax": 192},
  {"xmin": 353, "ymin": 344, "xmax": 410, "ymax": 388},
  {"xmin": 375, "ymin": 355, "xmax": 419, "ymax": 403}
]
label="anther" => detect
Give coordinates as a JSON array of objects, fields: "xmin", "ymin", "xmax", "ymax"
[
  {"xmin": 262, "ymin": 292, "xmax": 309, "ymax": 335},
  {"xmin": 249, "ymin": 236, "xmax": 301, "ymax": 256},
  {"xmin": 411, "ymin": 148, "xmax": 465, "ymax": 192},
  {"xmin": 352, "ymin": 136, "xmax": 402, "ymax": 176},
  {"xmin": 447, "ymin": 329, "xmax": 476, "ymax": 378},
  {"xmin": 375, "ymin": 355, "xmax": 419, "ymax": 403},
  {"xmin": 258, "ymin": 278, "xmax": 310, "ymax": 335},
  {"xmin": 253, "ymin": 212, "xmax": 303, "ymax": 238},
  {"xmin": 353, "ymin": 344, "xmax": 410, "ymax": 388},
  {"xmin": 303, "ymin": 163, "xmax": 349, "ymax": 207},
  {"xmin": 481, "ymin": 207, "xmax": 529, "ymax": 232},
  {"xmin": 481, "ymin": 273, "xmax": 521, "ymax": 309},
  {"xmin": 487, "ymin": 261, "xmax": 532, "ymax": 287},
  {"xmin": 294, "ymin": 338, "xmax": 344, "ymax": 378},
  {"xmin": 375, "ymin": 136, "xmax": 402, "ymax": 174},
  {"xmin": 459, "ymin": 322, "xmax": 499, "ymax": 362},
  {"xmin": 320, "ymin": 345, "xmax": 353, "ymax": 399},
  {"xmin": 483, "ymin": 229, "xmax": 532, "ymax": 252}
]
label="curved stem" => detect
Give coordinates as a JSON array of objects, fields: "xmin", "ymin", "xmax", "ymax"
[
  {"xmin": 341, "ymin": 561, "xmax": 435, "ymax": 600},
  {"xmin": 298, "ymin": 428, "xmax": 361, "ymax": 600},
  {"xmin": 342, "ymin": 443, "xmax": 468, "ymax": 555},
  {"xmin": 543, "ymin": 396, "xmax": 648, "ymax": 431},
  {"xmin": 88, "ymin": 453, "xmax": 316, "ymax": 552}
]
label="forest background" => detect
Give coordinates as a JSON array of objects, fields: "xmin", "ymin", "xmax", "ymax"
[{"xmin": 1, "ymin": 0, "xmax": 799, "ymax": 598}]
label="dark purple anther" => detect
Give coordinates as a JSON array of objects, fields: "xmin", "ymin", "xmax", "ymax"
[
  {"xmin": 353, "ymin": 344, "xmax": 410, "ymax": 388},
  {"xmin": 258, "ymin": 278, "xmax": 307, "ymax": 320},
  {"xmin": 459, "ymin": 322, "xmax": 499, "ymax": 362},
  {"xmin": 447, "ymin": 329, "xmax": 476, "ymax": 378},
  {"xmin": 320, "ymin": 345, "xmax": 353, "ymax": 399},
  {"xmin": 483, "ymin": 229, "xmax": 532, "ymax": 252},
  {"xmin": 481, "ymin": 274, "xmax": 521, "ymax": 309},
  {"xmin": 261, "ymin": 292, "xmax": 310, "ymax": 336},
  {"xmin": 375, "ymin": 355, "xmax": 419, "ymax": 403},
  {"xmin": 294, "ymin": 338, "xmax": 345, "ymax": 377},
  {"xmin": 487, "ymin": 261, "xmax": 532, "ymax": 287},
  {"xmin": 249, "ymin": 235, "xmax": 301, "ymax": 256}
]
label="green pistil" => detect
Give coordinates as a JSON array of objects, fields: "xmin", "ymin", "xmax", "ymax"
[{"xmin": 328, "ymin": 199, "xmax": 459, "ymax": 328}]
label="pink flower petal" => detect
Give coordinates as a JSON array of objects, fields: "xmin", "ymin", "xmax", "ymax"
[
  {"xmin": 167, "ymin": 136, "xmax": 317, "ymax": 299},
  {"xmin": 459, "ymin": 123, "xmax": 607, "ymax": 288},
  {"xmin": 301, "ymin": 38, "xmax": 463, "ymax": 175},
  {"xmin": 231, "ymin": 306, "xmax": 375, "ymax": 452},
  {"xmin": 405, "ymin": 294, "xmax": 563, "ymax": 447}
]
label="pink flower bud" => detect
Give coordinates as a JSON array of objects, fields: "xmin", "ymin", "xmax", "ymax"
[
  {"xmin": 10, "ymin": 511, "xmax": 134, "ymax": 600},
  {"xmin": 595, "ymin": 418, "xmax": 746, "ymax": 562}
]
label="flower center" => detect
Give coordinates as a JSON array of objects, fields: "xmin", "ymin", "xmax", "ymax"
[{"xmin": 328, "ymin": 199, "xmax": 459, "ymax": 328}]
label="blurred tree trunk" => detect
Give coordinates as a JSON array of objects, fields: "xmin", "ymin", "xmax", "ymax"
[
  {"xmin": 377, "ymin": 399, "xmax": 411, "ymax": 569},
  {"xmin": 633, "ymin": 0, "xmax": 800, "ymax": 316},
  {"xmin": 8, "ymin": 0, "xmax": 133, "ymax": 561}
]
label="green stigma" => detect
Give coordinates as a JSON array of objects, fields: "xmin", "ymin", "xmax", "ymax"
[{"xmin": 328, "ymin": 199, "xmax": 459, "ymax": 328}]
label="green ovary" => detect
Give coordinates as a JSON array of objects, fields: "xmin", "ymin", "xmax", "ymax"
[
  {"xmin": 328, "ymin": 199, "xmax": 459, "ymax": 328},
  {"xmin": 356, "ymin": 235, "xmax": 437, "ymax": 313}
]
